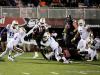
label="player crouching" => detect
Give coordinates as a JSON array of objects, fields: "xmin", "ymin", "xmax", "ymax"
[
  {"xmin": 40, "ymin": 32, "xmax": 72, "ymax": 63},
  {"xmin": 0, "ymin": 27, "xmax": 33, "ymax": 62}
]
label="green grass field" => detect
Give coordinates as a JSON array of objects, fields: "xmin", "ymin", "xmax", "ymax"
[{"xmin": 0, "ymin": 52, "xmax": 100, "ymax": 75}]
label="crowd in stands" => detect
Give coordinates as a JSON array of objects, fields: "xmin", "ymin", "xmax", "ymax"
[
  {"xmin": 0, "ymin": 0, "xmax": 17, "ymax": 6},
  {"xmin": 0, "ymin": 0, "xmax": 100, "ymax": 8}
]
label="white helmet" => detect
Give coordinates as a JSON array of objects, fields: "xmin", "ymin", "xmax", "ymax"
[
  {"xmin": 12, "ymin": 20, "xmax": 18, "ymax": 28},
  {"xmin": 40, "ymin": 18, "xmax": 45, "ymax": 26},
  {"xmin": 78, "ymin": 19, "xmax": 85, "ymax": 26},
  {"xmin": 43, "ymin": 32, "xmax": 50, "ymax": 41},
  {"xmin": 18, "ymin": 27, "xmax": 26, "ymax": 34}
]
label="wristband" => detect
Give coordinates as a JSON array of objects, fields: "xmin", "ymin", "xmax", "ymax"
[
  {"xmin": 73, "ymin": 38, "xmax": 76, "ymax": 40},
  {"xmin": 91, "ymin": 34, "xmax": 93, "ymax": 36}
]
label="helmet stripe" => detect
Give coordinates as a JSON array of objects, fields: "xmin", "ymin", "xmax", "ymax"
[{"xmin": 42, "ymin": 18, "xmax": 43, "ymax": 22}]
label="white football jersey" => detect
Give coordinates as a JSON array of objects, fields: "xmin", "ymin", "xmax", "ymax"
[
  {"xmin": 78, "ymin": 25, "xmax": 90, "ymax": 40},
  {"xmin": 8, "ymin": 33, "xmax": 25, "ymax": 46},
  {"xmin": 37, "ymin": 22, "xmax": 50, "ymax": 30},
  {"xmin": 43, "ymin": 37, "xmax": 59, "ymax": 50},
  {"xmin": 6, "ymin": 24, "xmax": 18, "ymax": 41}
]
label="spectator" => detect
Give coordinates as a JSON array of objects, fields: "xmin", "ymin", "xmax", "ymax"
[
  {"xmin": 1, "ymin": 1, "xmax": 7, "ymax": 6},
  {"xmin": 65, "ymin": 0, "xmax": 70, "ymax": 7},
  {"xmin": 71, "ymin": 0, "xmax": 78, "ymax": 7},
  {"xmin": 89, "ymin": 0, "xmax": 97, "ymax": 6},
  {"xmin": 27, "ymin": 1, "xmax": 34, "ymax": 7},
  {"xmin": 41, "ymin": 0, "xmax": 46, "ymax": 6},
  {"xmin": 50, "ymin": 30, "xmax": 58, "ymax": 42},
  {"xmin": 98, "ymin": 3, "xmax": 100, "ymax": 8},
  {"xmin": 1, "ymin": 32, "xmax": 7, "ymax": 52},
  {"xmin": 11, "ymin": 0, "xmax": 17, "ymax": 6},
  {"xmin": 54, "ymin": 0, "xmax": 59, "ymax": 3},
  {"xmin": 32, "ymin": 0, "xmax": 39, "ymax": 7},
  {"xmin": 6, "ymin": 0, "xmax": 11, "ymax": 6},
  {"xmin": 84, "ymin": 0, "xmax": 89, "ymax": 6}
]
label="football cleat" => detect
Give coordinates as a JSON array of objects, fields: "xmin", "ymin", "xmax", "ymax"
[
  {"xmin": 8, "ymin": 55, "xmax": 11, "ymax": 59},
  {"xmin": 33, "ymin": 55, "xmax": 39, "ymax": 58},
  {"xmin": 9, "ymin": 56, "xmax": 16, "ymax": 62},
  {"xmin": 69, "ymin": 61, "xmax": 73, "ymax": 63},
  {"xmin": 63, "ymin": 60, "xmax": 69, "ymax": 63},
  {"xmin": 63, "ymin": 60, "xmax": 73, "ymax": 63},
  {"xmin": 94, "ymin": 53, "xmax": 98, "ymax": 60},
  {"xmin": 96, "ymin": 53, "xmax": 98, "ymax": 60}
]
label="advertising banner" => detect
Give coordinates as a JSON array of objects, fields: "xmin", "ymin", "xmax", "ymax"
[{"xmin": 0, "ymin": 17, "xmax": 100, "ymax": 28}]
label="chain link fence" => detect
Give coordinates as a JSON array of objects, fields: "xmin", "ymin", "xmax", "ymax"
[{"xmin": 0, "ymin": 6, "xmax": 100, "ymax": 19}]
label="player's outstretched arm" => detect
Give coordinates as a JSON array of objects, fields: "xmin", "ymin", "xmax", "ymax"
[
  {"xmin": 0, "ymin": 27, "xmax": 7, "ymax": 36},
  {"xmin": 40, "ymin": 40, "xmax": 52, "ymax": 47},
  {"xmin": 71, "ymin": 31, "xmax": 80, "ymax": 42}
]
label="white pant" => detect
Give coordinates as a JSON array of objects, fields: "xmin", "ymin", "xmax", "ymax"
[
  {"xmin": 30, "ymin": 39, "xmax": 37, "ymax": 45},
  {"xmin": 85, "ymin": 48, "xmax": 97, "ymax": 61},
  {"xmin": 0, "ymin": 43, "xmax": 24, "ymax": 58},
  {"xmin": 53, "ymin": 46, "xmax": 65, "ymax": 61},
  {"xmin": 7, "ymin": 38, "xmax": 12, "ymax": 43},
  {"xmin": 77, "ymin": 39, "xmax": 87, "ymax": 52}
]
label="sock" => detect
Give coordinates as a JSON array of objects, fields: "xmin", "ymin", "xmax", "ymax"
[
  {"xmin": 35, "ymin": 52, "xmax": 38, "ymax": 56},
  {"xmin": 8, "ymin": 50, "xmax": 12, "ymax": 56},
  {"xmin": 62, "ymin": 57, "xmax": 66, "ymax": 61}
]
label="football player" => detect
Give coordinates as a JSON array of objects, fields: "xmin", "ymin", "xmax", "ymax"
[
  {"xmin": 40, "ymin": 32, "xmax": 72, "ymax": 63},
  {"xmin": 26, "ymin": 18, "xmax": 51, "ymax": 59},
  {"xmin": 0, "ymin": 20, "xmax": 19, "ymax": 59},
  {"xmin": 0, "ymin": 27, "xmax": 33, "ymax": 62},
  {"xmin": 76, "ymin": 37, "xmax": 98, "ymax": 61},
  {"xmin": 71, "ymin": 19, "xmax": 94, "ymax": 52}
]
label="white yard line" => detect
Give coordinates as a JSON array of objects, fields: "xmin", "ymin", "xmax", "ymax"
[
  {"xmin": 22, "ymin": 72, "xmax": 30, "ymax": 75},
  {"xmin": 74, "ymin": 62, "xmax": 100, "ymax": 68},
  {"xmin": 0, "ymin": 73, "xmax": 3, "ymax": 75},
  {"xmin": 78, "ymin": 72, "xmax": 87, "ymax": 74},
  {"xmin": 50, "ymin": 72, "xmax": 59, "ymax": 74}
]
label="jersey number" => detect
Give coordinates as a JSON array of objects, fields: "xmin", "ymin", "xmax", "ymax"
[
  {"xmin": 63, "ymin": 50, "xmax": 71, "ymax": 57},
  {"xmin": 65, "ymin": 24, "xmax": 70, "ymax": 29},
  {"xmin": 10, "ymin": 32, "xmax": 14, "ymax": 37}
]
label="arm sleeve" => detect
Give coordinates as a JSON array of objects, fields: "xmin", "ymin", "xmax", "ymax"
[
  {"xmin": 20, "ymin": 34, "xmax": 31, "ymax": 44},
  {"xmin": 72, "ymin": 19, "xmax": 76, "ymax": 24},
  {"xmin": 26, "ymin": 25, "xmax": 37, "ymax": 36},
  {"xmin": 85, "ymin": 25, "xmax": 90, "ymax": 29},
  {"xmin": 0, "ymin": 27, "xmax": 7, "ymax": 36},
  {"xmin": 26, "ymin": 28, "xmax": 33, "ymax": 36}
]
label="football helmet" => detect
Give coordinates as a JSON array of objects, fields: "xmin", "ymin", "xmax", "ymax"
[
  {"xmin": 78, "ymin": 19, "xmax": 85, "ymax": 26},
  {"xmin": 40, "ymin": 18, "xmax": 45, "ymax": 26},
  {"xmin": 66, "ymin": 15, "xmax": 71, "ymax": 22},
  {"xmin": 12, "ymin": 20, "xmax": 18, "ymax": 29},
  {"xmin": 43, "ymin": 32, "xmax": 50, "ymax": 41}
]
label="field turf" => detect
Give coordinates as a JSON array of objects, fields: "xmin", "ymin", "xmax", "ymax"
[{"xmin": 0, "ymin": 52, "xmax": 100, "ymax": 75}]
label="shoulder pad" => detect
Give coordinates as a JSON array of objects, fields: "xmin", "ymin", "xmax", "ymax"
[{"xmin": 7, "ymin": 24, "xmax": 11, "ymax": 28}]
